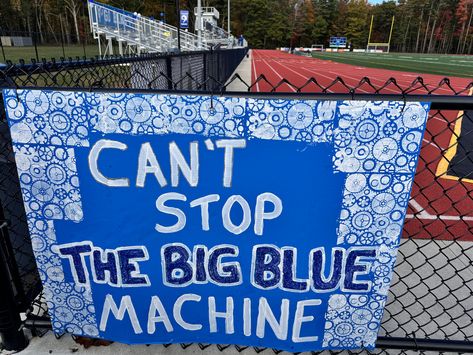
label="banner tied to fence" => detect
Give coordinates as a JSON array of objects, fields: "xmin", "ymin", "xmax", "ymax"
[{"xmin": 3, "ymin": 89, "xmax": 430, "ymax": 351}]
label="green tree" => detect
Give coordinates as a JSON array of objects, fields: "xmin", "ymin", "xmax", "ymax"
[{"xmin": 345, "ymin": 0, "xmax": 369, "ymax": 48}]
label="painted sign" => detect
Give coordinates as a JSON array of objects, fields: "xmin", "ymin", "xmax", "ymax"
[
  {"xmin": 180, "ymin": 10, "xmax": 189, "ymax": 29},
  {"xmin": 3, "ymin": 90, "xmax": 429, "ymax": 351}
]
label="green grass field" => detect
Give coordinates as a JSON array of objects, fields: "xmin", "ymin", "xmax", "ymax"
[
  {"xmin": 311, "ymin": 51, "xmax": 473, "ymax": 78},
  {"xmin": 0, "ymin": 45, "xmax": 102, "ymax": 64}
]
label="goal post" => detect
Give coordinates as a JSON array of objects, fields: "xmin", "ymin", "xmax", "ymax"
[
  {"xmin": 366, "ymin": 15, "xmax": 395, "ymax": 53},
  {"xmin": 310, "ymin": 44, "xmax": 324, "ymax": 52},
  {"xmin": 367, "ymin": 43, "xmax": 390, "ymax": 53}
]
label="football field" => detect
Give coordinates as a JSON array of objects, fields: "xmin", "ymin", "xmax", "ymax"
[{"xmin": 311, "ymin": 51, "xmax": 473, "ymax": 78}]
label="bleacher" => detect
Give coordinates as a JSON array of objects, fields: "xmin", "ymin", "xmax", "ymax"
[{"xmin": 88, "ymin": 0, "xmax": 245, "ymax": 55}]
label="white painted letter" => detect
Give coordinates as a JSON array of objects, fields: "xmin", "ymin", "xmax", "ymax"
[
  {"xmin": 190, "ymin": 194, "xmax": 220, "ymax": 231},
  {"xmin": 243, "ymin": 298, "xmax": 251, "ymax": 336},
  {"xmin": 100, "ymin": 294, "xmax": 142, "ymax": 334},
  {"xmin": 216, "ymin": 139, "xmax": 246, "ymax": 187},
  {"xmin": 173, "ymin": 294, "xmax": 202, "ymax": 331},
  {"xmin": 254, "ymin": 193, "xmax": 283, "ymax": 236},
  {"xmin": 89, "ymin": 139, "xmax": 129, "ymax": 187},
  {"xmin": 148, "ymin": 295, "xmax": 173, "ymax": 334},
  {"xmin": 155, "ymin": 193, "xmax": 187, "ymax": 233},
  {"xmin": 222, "ymin": 195, "xmax": 251, "ymax": 235},
  {"xmin": 208, "ymin": 296, "xmax": 234, "ymax": 334},
  {"xmin": 292, "ymin": 299, "xmax": 321, "ymax": 343},
  {"xmin": 256, "ymin": 297, "xmax": 289, "ymax": 340},
  {"xmin": 136, "ymin": 142, "xmax": 167, "ymax": 188},
  {"xmin": 170, "ymin": 141, "xmax": 199, "ymax": 187}
]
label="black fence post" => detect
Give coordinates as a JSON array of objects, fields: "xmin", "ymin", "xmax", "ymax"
[
  {"xmin": 32, "ymin": 32, "xmax": 39, "ymax": 62},
  {"xmin": 166, "ymin": 56, "xmax": 173, "ymax": 90},
  {"xmin": 176, "ymin": 0, "xmax": 181, "ymax": 52},
  {"xmin": 202, "ymin": 52, "xmax": 207, "ymax": 91},
  {"xmin": 217, "ymin": 51, "xmax": 221, "ymax": 86},
  {"xmin": 0, "ymin": 222, "xmax": 28, "ymax": 351}
]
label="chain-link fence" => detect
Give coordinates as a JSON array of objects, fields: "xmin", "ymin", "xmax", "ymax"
[
  {"xmin": 0, "ymin": 49, "xmax": 473, "ymax": 353},
  {"xmin": 0, "ymin": 30, "xmax": 101, "ymax": 64}
]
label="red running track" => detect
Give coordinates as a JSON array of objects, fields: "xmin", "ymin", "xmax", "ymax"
[{"xmin": 251, "ymin": 49, "xmax": 473, "ymax": 241}]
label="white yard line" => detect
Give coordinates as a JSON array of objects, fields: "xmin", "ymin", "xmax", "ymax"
[{"xmin": 360, "ymin": 55, "xmax": 473, "ymax": 68}]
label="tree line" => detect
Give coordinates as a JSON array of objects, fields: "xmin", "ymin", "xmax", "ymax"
[{"xmin": 1, "ymin": 0, "xmax": 473, "ymax": 54}]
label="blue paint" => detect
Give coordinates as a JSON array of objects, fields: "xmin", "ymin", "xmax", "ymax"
[
  {"xmin": 93, "ymin": 249, "xmax": 118, "ymax": 285},
  {"xmin": 311, "ymin": 248, "xmax": 344, "ymax": 291},
  {"xmin": 163, "ymin": 245, "xmax": 194, "ymax": 285}
]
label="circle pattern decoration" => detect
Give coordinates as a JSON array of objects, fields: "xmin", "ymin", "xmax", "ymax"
[
  {"xmin": 199, "ymin": 99, "xmax": 225, "ymax": 124},
  {"xmin": 248, "ymin": 99, "xmax": 335, "ymax": 143},
  {"xmin": 14, "ymin": 144, "xmax": 83, "ymax": 222},
  {"xmin": 92, "ymin": 93, "xmax": 245, "ymax": 138},
  {"xmin": 334, "ymin": 102, "xmax": 429, "ymax": 174},
  {"xmin": 327, "ymin": 100, "xmax": 427, "ymax": 349},
  {"xmin": 402, "ymin": 104, "xmax": 428, "ymax": 128},
  {"xmin": 24, "ymin": 216, "xmax": 98, "ymax": 338},
  {"xmin": 323, "ymin": 294, "xmax": 385, "ymax": 348},
  {"xmin": 372, "ymin": 138, "xmax": 398, "ymax": 162},
  {"xmin": 125, "ymin": 97, "xmax": 152, "ymax": 123},
  {"xmin": 338, "ymin": 173, "xmax": 413, "ymax": 247},
  {"xmin": 7, "ymin": 91, "xmax": 89, "ymax": 147},
  {"xmin": 287, "ymin": 103, "xmax": 313, "ymax": 129},
  {"xmin": 356, "ymin": 120, "xmax": 379, "ymax": 143}
]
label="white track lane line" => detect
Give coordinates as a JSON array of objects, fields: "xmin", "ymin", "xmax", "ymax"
[
  {"xmin": 406, "ymin": 199, "xmax": 473, "ymax": 221},
  {"xmin": 282, "ymin": 62, "xmax": 371, "ymax": 94},
  {"xmin": 310, "ymin": 54, "xmax": 460, "ymax": 94},
  {"xmin": 430, "ymin": 115, "xmax": 454, "ymax": 125},
  {"xmin": 260, "ymin": 57, "xmax": 296, "ymax": 92},
  {"xmin": 251, "ymin": 50, "xmax": 261, "ymax": 92},
  {"xmin": 422, "ymin": 138, "xmax": 443, "ymax": 151},
  {"xmin": 406, "ymin": 199, "xmax": 433, "ymax": 220},
  {"xmin": 271, "ymin": 60, "xmax": 334, "ymax": 93},
  {"xmin": 361, "ymin": 71, "xmax": 457, "ymax": 95}
]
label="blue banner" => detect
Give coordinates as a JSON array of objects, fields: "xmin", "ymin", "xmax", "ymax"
[
  {"xmin": 3, "ymin": 90, "xmax": 429, "ymax": 351},
  {"xmin": 180, "ymin": 10, "xmax": 189, "ymax": 29}
]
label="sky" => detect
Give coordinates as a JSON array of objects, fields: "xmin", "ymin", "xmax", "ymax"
[{"xmin": 369, "ymin": 0, "xmax": 389, "ymax": 3}]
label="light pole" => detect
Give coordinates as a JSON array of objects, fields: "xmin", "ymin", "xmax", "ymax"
[
  {"xmin": 197, "ymin": 0, "xmax": 202, "ymax": 49},
  {"xmin": 176, "ymin": 0, "xmax": 181, "ymax": 51}
]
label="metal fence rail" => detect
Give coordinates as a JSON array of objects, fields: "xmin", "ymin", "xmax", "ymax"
[
  {"xmin": 0, "ymin": 48, "xmax": 248, "ymax": 92},
  {"xmin": 0, "ymin": 50, "xmax": 473, "ymax": 354}
]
